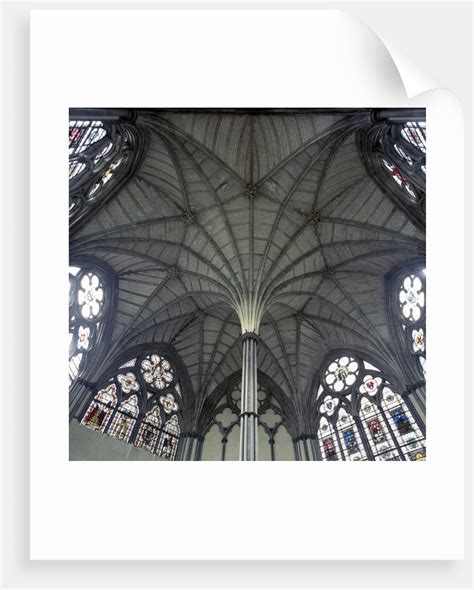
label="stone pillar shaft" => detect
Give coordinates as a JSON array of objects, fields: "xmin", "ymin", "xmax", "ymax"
[
  {"xmin": 177, "ymin": 433, "xmax": 201, "ymax": 461},
  {"xmin": 239, "ymin": 333, "xmax": 259, "ymax": 461}
]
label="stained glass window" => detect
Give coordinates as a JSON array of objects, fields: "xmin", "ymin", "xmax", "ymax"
[
  {"xmin": 69, "ymin": 266, "xmax": 107, "ymax": 386},
  {"xmin": 156, "ymin": 415, "xmax": 180, "ymax": 460},
  {"xmin": 395, "ymin": 268, "xmax": 426, "ymax": 381},
  {"xmin": 399, "ymin": 273, "xmax": 425, "ymax": 322},
  {"xmin": 393, "ymin": 143, "xmax": 413, "ymax": 166},
  {"xmin": 362, "ymin": 115, "xmax": 426, "ymax": 225},
  {"xmin": 69, "ymin": 113, "xmax": 141, "ymax": 227},
  {"xmin": 79, "ymin": 351, "xmax": 181, "ymax": 460},
  {"xmin": 335, "ymin": 408, "xmax": 367, "ymax": 461},
  {"xmin": 316, "ymin": 354, "xmax": 426, "ymax": 461},
  {"xmin": 81, "ymin": 384, "xmax": 117, "ymax": 433},
  {"xmin": 140, "ymin": 354, "xmax": 174, "ymax": 390},
  {"xmin": 359, "ymin": 400, "xmax": 400, "ymax": 460},
  {"xmin": 135, "ymin": 406, "xmax": 162, "ymax": 453},
  {"xmin": 412, "ymin": 328, "xmax": 425, "ymax": 353},
  {"xmin": 419, "ymin": 356, "xmax": 426, "ymax": 378},
  {"xmin": 324, "ymin": 356, "xmax": 360, "ymax": 393},
  {"xmin": 382, "ymin": 158, "xmax": 418, "ymax": 202},
  {"xmin": 88, "ymin": 158, "xmax": 124, "ymax": 198},
  {"xmin": 107, "ymin": 394, "xmax": 140, "ymax": 443},
  {"xmin": 69, "ymin": 161, "xmax": 86, "ymax": 180},
  {"xmin": 317, "ymin": 417, "xmax": 342, "ymax": 461},
  {"xmin": 401, "ymin": 121, "xmax": 426, "ymax": 154},
  {"xmin": 69, "ymin": 120, "xmax": 106, "ymax": 156},
  {"xmin": 78, "ymin": 272, "xmax": 105, "ymax": 319},
  {"xmin": 381, "ymin": 388, "xmax": 426, "ymax": 460}
]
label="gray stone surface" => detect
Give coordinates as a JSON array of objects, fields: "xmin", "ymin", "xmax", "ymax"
[{"xmin": 69, "ymin": 419, "xmax": 166, "ymax": 461}]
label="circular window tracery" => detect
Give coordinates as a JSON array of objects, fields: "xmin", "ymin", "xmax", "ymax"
[
  {"xmin": 69, "ymin": 266, "xmax": 108, "ymax": 387},
  {"xmin": 316, "ymin": 354, "xmax": 426, "ymax": 461},
  {"xmin": 80, "ymin": 351, "xmax": 182, "ymax": 460},
  {"xmin": 140, "ymin": 354, "xmax": 174, "ymax": 390},
  {"xmin": 399, "ymin": 274, "xmax": 425, "ymax": 322},
  {"xmin": 324, "ymin": 356, "xmax": 360, "ymax": 393},
  {"xmin": 390, "ymin": 266, "xmax": 426, "ymax": 383}
]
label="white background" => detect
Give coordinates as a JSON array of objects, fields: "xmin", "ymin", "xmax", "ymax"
[{"xmin": 2, "ymin": 1, "xmax": 472, "ymax": 588}]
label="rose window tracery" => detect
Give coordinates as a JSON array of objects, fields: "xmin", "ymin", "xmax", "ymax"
[
  {"xmin": 141, "ymin": 354, "xmax": 174, "ymax": 389},
  {"xmin": 80, "ymin": 351, "xmax": 181, "ymax": 460},
  {"xmin": 324, "ymin": 356, "xmax": 360, "ymax": 392},
  {"xmin": 317, "ymin": 354, "xmax": 426, "ymax": 461}
]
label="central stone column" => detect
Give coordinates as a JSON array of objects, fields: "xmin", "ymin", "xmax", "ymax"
[{"xmin": 239, "ymin": 332, "xmax": 259, "ymax": 461}]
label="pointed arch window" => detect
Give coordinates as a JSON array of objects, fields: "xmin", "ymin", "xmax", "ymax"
[
  {"xmin": 376, "ymin": 120, "xmax": 426, "ymax": 205},
  {"xmin": 400, "ymin": 121, "xmax": 426, "ymax": 154},
  {"xmin": 81, "ymin": 384, "xmax": 117, "ymax": 433},
  {"xmin": 107, "ymin": 394, "xmax": 140, "ymax": 443},
  {"xmin": 79, "ymin": 352, "xmax": 182, "ymax": 460},
  {"xmin": 360, "ymin": 112, "xmax": 426, "ymax": 231},
  {"xmin": 317, "ymin": 416, "xmax": 341, "ymax": 461},
  {"xmin": 69, "ymin": 111, "xmax": 144, "ymax": 231},
  {"xmin": 135, "ymin": 406, "xmax": 162, "ymax": 453},
  {"xmin": 316, "ymin": 353, "xmax": 426, "ymax": 461},
  {"xmin": 156, "ymin": 415, "xmax": 180, "ymax": 460}
]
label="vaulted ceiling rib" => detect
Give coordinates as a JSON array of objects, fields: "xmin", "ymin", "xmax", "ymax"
[{"xmin": 70, "ymin": 110, "xmax": 424, "ymax": 420}]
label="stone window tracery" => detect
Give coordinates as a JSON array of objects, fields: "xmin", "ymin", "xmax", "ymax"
[
  {"xmin": 80, "ymin": 351, "xmax": 182, "ymax": 460},
  {"xmin": 69, "ymin": 265, "xmax": 108, "ymax": 386},
  {"xmin": 316, "ymin": 354, "xmax": 426, "ymax": 461},
  {"xmin": 69, "ymin": 113, "xmax": 144, "ymax": 230},
  {"xmin": 394, "ymin": 267, "xmax": 426, "ymax": 381},
  {"xmin": 360, "ymin": 114, "xmax": 426, "ymax": 230}
]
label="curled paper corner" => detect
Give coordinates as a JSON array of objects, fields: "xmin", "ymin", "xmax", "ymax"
[
  {"xmin": 289, "ymin": 8, "xmax": 409, "ymax": 104},
  {"xmin": 344, "ymin": 9, "xmax": 440, "ymax": 100}
]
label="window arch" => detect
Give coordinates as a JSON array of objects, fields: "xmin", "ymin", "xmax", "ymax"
[
  {"xmin": 69, "ymin": 111, "xmax": 145, "ymax": 232},
  {"xmin": 359, "ymin": 114, "xmax": 426, "ymax": 231},
  {"xmin": 69, "ymin": 264, "xmax": 108, "ymax": 386},
  {"xmin": 377, "ymin": 121, "xmax": 426, "ymax": 202},
  {"xmin": 315, "ymin": 353, "xmax": 426, "ymax": 461},
  {"xmin": 80, "ymin": 352, "xmax": 182, "ymax": 460}
]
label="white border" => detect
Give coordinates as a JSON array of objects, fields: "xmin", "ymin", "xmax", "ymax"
[{"xmin": 29, "ymin": 8, "xmax": 465, "ymax": 563}]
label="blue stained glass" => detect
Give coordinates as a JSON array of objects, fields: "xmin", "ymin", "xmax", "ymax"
[
  {"xmin": 344, "ymin": 429, "xmax": 357, "ymax": 451},
  {"xmin": 392, "ymin": 409, "xmax": 411, "ymax": 434}
]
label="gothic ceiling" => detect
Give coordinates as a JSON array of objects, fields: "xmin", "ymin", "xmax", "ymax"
[{"xmin": 70, "ymin": 109, "xmax": 425, "ymax": 423}]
